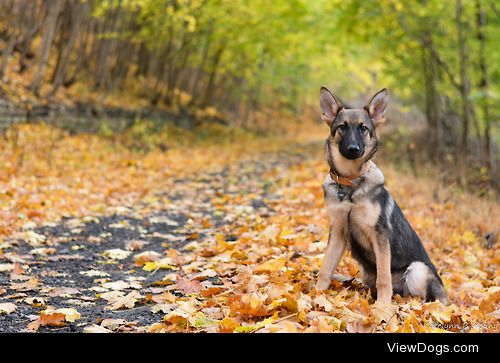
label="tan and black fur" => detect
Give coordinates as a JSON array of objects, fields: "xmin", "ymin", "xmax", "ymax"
[{"xmin": 316, "ymin": 86, "xmax": 448, "ymax": 305}]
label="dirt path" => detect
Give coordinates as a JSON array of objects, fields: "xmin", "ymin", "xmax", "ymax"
[{"xmin": 0, "ymin": 143, "xmax": 318, "ymax": 332}]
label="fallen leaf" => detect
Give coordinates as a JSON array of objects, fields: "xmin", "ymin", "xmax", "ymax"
[
  {"xmin": 0, "ymin": 302, "xmax": 16, "ymax": 314},
  {"xmin": 107, "ymin": 291, "xmax": 142, "ymax": 310},
  {"xmin": 0, "ymin": 263, "xmax": 14, "ymax": 272},
  {"xmin": 254, "ymin": 258, "xmax": 287, "ymax": 273},
  {"xmin": 83, "ymin": 324, "xmax": 112, "ymax": 333},
  {"xmin": 424, "ymin": 301, "xmax": 455, "ymax": 323},
  {"xmin": 10, "ymin": 277, "xmax": 39, "ymax": 291},
  {"xmin": 149, "ymin": 216, "xmax": 179, "ymax": 226},
  {"xmin": 314, "ymin": 295, "xmax": 333, "ymax": 312},
  {"xmin": 46, "ymin": 287, "xmax": 80, "ymax": 297},
  {"xmin": 80, "ymin": 270, "xmax": 110, "ymax": 277},
  {"xmin": 151, "ymin": 303, "xmax": 176, "ymax": 314},
  {"xmin": 56, "ymin": 308, "xmax": 81, "ymax": 322},
  {"xmin": 23, "ymin": 231, "xmax": 47, "ymax": 246},
  {"xmin": 100, "ymin": 318, "xmax": 128, "ymax": 331},
  {"xmin": 102, "ymin": 280, "xmax": 132, "ymax": 291},
  {"xmin": 228, "ymin": 293, "xmax": 271, "ymax": 317},
  {"xmin": 486, "ymin": 309, "xmax": 500, "ymax": 319},
  {"xmin": 143, "ymin": 258, "xmax": 176, "ymax": 272},
  {"xmin": 200, "ymin": 287, "xmax": 226, "ymax": 297},
  {"xmin": 193, "ymin": 312, "xmax": 219, "ymax": 329},
  {"xmin": 125, "ymin": 240, "xmax": 149, "ymax": 251},
  {"xmin": 219, "ymin": 317, "xmax": 240, "ymax": 333},
  {"xmin": 176, "ymin": 277, "xmax": 202, "ymax": 294},
  {"xmin": 24, "ymin": 297, "xmax": 46, "ymax": 307},
  {"xmin": 372, "ymin": 302, "xmax": 398, "ymax": 324},
  {"xmin": 27, "ymin": 312, "xmax": 66, "ymax": 331},
  {"xmin": 102, "ymin": 249, "xmax": 131, "ymax": 260},
  {"xmin": 134, "ymin": 251, "xmax": 162, "ymax": 266}
]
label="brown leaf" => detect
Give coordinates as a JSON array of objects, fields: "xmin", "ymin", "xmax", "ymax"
[
  {"xmin": 10, "ymin": 277, "xmax": 39, "ymax": 291},
  {"xmin": 46, "ymin": 287, "xmax": 80, "ymax": 297},
  {"xmin": 176, "ymin": 277, "xmax": 202, "ymax": 295},
  {"xmin": 125, "ymin": 240, "xmax": 149, "ymax": 251},
  {"xmin": 133, "ymin": 251, "xmax": 162, "ymax": 266}
]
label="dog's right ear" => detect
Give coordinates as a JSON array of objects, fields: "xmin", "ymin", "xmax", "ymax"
[{"xmin": 320, "ymin": 86, "xmax": 342, "ymax": 127}]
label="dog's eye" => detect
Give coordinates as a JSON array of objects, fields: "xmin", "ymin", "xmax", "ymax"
[
  {"xmin": 359, "ymin": 125, "xmax": 368, "ymax": 132},
  {"xmin": 338, "ymin": 124, "xmax": 346, "ymax": 130}
]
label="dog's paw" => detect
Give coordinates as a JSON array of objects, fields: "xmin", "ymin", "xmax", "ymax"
[{"xmin": 315, "ymin": 277, "xmax": 331, "ymax": 292}]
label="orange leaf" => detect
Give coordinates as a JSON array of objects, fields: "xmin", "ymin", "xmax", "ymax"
[
  {"xmin": 228, "ymin": 293, "xmax": 272, "ymax": 317},
  {"xmin": 200, "ymin": 287, "xmax": 226, "ymax": 297},
  {"xmin": 27, "ymin": 312, "xmax": 67, "ymax": 331},
  {"xmin": 218, "ymin": 317, "xmax": 240, "ymax": 333},
  {"xmin": 40, "ymin": 312, "xmax": 67, "ymax": 327}
]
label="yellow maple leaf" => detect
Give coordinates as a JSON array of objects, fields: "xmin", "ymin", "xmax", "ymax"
[
  {"xmin": 143, "ymin": 258, "xmax": 177, "ymax": 271},
  {"xmin": 254, "ymin": 258, "xmax": 286, "ymax": 273},
  {"xmin": 423, "ymin": 301, "xmax": 455, "ymax": 323}
]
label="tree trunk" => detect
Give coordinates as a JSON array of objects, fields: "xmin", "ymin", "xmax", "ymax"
[
  {"xmin": 32, "ymin": 0, "xmax": 64, "ymax": 95},
  {"xmin": 17, "ymin": 1, "xmax": 41, "ymax": 74},
  {"xmin": 456, "ymin": 0, "xmax": 472, "ymax": 154},
  {"xmin": 0, "ymin": 1, "xmax": 22, "ymax": 80},
  {"xmin": 49, "ymin": 1, "xmax": 85, "ymax": 96},
  {"xmin": 421, "ymin": 41, "xmax": 440, "ymax": 161},
  {"xmin": 50, "ymin": 4, "xmax": 71, "ymax": 83},
  {"xmin": 475, "ymin": 0, "xmax": 492, "ymax": 177},
  {"xmin": 64, "ymin": 1, "xmax": 92, "ymax": 87},
  {"xmin": 201, "ymin": 44, "xmax": 224, "ymax": 108},
  {"xmin": 189, "ymin": 28, "xmax": 212, "ymax": 106},
  {"xmin": 94, "ymin": 0, "xmax": 122, "ymax": 91}
]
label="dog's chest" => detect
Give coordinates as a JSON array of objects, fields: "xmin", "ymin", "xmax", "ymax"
[{"xmin": 323, "ymin": 174, "xmax": 381, "ymax": 257}]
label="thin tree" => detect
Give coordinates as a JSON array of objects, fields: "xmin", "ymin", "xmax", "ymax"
[{"xmin": 32, "ymin": 0, "xmax": 64, "ymax": 95}]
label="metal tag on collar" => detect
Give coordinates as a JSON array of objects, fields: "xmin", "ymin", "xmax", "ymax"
[{"xmin": 337, "ymin": 186, "xmax": 346, "ymax": 201}]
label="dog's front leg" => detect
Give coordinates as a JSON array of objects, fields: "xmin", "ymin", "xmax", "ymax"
[
  {"xmin": 373, "ymin": 237, "xmax": 392, "ymax": 305},
  {"xmin": 316, "ymin": 224, "xmax": 346, "ymax": 291}
]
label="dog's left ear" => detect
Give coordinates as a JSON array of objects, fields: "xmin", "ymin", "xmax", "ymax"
[{"xmin": 366, "ymin": 88, "xmax": 388, "ymax": 126}]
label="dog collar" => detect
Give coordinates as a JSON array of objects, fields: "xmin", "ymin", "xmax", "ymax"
[
  {"xmin": 329, "ymin": 169, "xmax": 355, "ymax": 187},
  {"xmin": 329, "ymin": 163, "xmax": 369, "ymax": 187}
]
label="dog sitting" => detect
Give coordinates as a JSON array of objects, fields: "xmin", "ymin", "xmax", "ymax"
[{"xmin": 316, "ymin": 86, "xmax": 448, "ymax": 305}]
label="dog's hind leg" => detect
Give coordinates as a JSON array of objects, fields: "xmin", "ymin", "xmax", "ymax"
[{"xmin": 404, "ymin": 261, "xmax": 448, "ymax": 305}]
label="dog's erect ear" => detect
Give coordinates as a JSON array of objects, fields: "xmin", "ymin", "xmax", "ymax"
[
  {"xmin": 366, "ymin": 88, "xmax": 388, "ymax": 125},
  {"xmin": 320, "ymin": 86, "xmax": 342, "ymax": 127}
]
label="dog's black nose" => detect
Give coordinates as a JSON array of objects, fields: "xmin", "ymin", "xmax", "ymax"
[{"xmin": 347, "ymin": 144, "xmax": 360, "ymax": 153}]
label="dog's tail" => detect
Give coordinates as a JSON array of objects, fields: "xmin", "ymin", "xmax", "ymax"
[{"xmin": 404, "ymin": 261, "xmax": 448, "ymax": 305}]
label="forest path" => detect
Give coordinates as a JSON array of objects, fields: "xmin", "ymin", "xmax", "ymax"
[
  {"xmin": 0, "ymin": 138, "xmax": 498, "ymax": 333},
  {"xmin": 0, "ymin": 141, "xmax": 319, "ymax": 332}
]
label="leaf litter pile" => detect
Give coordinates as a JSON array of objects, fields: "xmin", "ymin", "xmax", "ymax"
[{"xmin": 0, "ymin": 124, "xmax": 498, "ymax": 333}]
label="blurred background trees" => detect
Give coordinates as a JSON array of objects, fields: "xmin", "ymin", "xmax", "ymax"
[{"xmin": 0, "ymin": 0, "xmax": 498, "ymax": 189}]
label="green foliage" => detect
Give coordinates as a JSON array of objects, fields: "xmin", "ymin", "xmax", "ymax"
[{"xmin": 1, "ymin": 0, "xmax": 498, "ymax": 138}]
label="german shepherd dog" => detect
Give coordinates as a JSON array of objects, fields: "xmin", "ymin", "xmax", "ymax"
[{"xmin": 316, "ymin": 87, "xmax": 448, "ymax": 305}]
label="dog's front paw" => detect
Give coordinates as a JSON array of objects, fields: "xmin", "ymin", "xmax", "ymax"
[{"xmin": 315, "ymin": 276, "xmax": 331, "ymax": 291}]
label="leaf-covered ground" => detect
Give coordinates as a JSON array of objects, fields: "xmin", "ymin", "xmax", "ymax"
[{"xmin": 0, "ymin": 124, "xmax": 498, "ymax": 332}]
